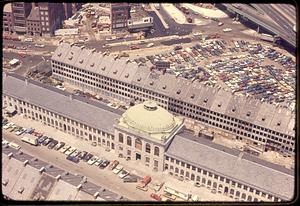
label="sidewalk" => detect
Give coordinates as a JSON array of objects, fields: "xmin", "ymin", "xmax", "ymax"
[{"xmin": 8, "ymin": 114, "xmax": 232, "ymax": 201}]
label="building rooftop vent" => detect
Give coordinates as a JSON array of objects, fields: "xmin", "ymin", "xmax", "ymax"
[
  {"xmin": 101, "ymin": 66, "xmax": 106, "ymax": 71},
  {"xmin": 90, "ymin": 63, "xmax": 95, "ymax": 67},
  {"xmin": 162, "ymin": 85, "xmax": 167, "ymax": 89},
  {"xmin": 150, "ymin": 81, "xmax": 154, "ymax": 86},
  {"xmin": 125, "ymin": 73, "xmax": 129, "ymax": 78},
  {"xmin": 191, "ymin": 94, "xmax": 195, "ymax": 99},
  {"xmin": 68, "ymin": 56, "xmax": 73, "ymax": 60},
  {"xmin": 177, "ymin": 90, "xmax": 181, "ymax": 94},
  {"xmin": 79, "ymin": 59, "xmax": 83, "ymax": 63},
  {"xmin": 262, "ymin": 117, "xmax": 265, "ymax": 121},
  {"xmin": 246, "ymin": 112, "xmax": 251, "ymax": 117},
  {"xmin": 203, "ymin": 98, "xmax": 208, "ymax": 103},
  {"xmin": 113, "ymin": 70, "xmax": 117, "ymax": 74},
  {"xmin": 58, "ymin": 53, "xmax": 62, "ymax": 57},
  {"xmin": 232, "ymin": 108, "xmax": 236, "ymax": 112},
  {"xmin": 137, "ymin": 77, "xmax": 141, "ymax": 82},
  {"xmin": 218, "ymin": 103, "xmax": 222, "ymax": 107},
  {"xmin": 277, "ymin": 121, "xmax": 281, "ymax": 126}
]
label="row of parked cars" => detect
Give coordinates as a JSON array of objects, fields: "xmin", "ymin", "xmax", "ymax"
[{"xmin": 3, "ymin": 119, "xmax": 30, "ymax": 136}]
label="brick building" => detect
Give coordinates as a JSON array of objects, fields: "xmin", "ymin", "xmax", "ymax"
[
  {"xmin": 26, "ymin": 6, "xmax": 41, "ymax": 36},
  {"xmin": 3, "ymin": 3, "xmax": 14, "ymax": 33},
  {"xmin": 110, "ymin": 3, "xmax": 131, "ymax": 32}
]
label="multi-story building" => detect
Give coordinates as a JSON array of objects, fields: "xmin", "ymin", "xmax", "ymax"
[
  {"xmin": 38, "ymin": 3, "xmax": 64, "ymax": 36},
  {"xmin": 11, "ymin": 2, "xmax": 32, "ymax": 34},
  {"xmin": 3, "ymin": 72, "xmax": 294, "ymax": 202},
  {"xmin": 127, "ymin": 5, "xmax": 153, "ymax": 32},
  {"xmin": 26, "ymin": 6, "xmax": 41, "ymax": 36},
  {"xmin": 62, "ymin": 3, "xmax": 73, "ymax": 20},
  {"xmin": 110, "ymin": 3, "xmax": 131, "ymax": 32},
  {"xmin": 3, "ymin": 3, "xmax": 14, "ymax": 34},
  {"xmin": 50, "ymin": 43, "xmax": 295, "ymax": 155}
]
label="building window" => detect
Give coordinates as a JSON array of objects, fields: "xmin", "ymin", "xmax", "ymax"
[
  {"xmin": 118, "ymin": 133, "xmax": 123, "ymax": 143},
  {"xmin": 154, "ymin": 160, "xmax": 158, "ymax": 167},
  {"xmin": 135, "ymin": 138, "xmax": 142, "ymax": 150},
  {"xmin": 154, "ymin": 146, "xmax": 159, "ymax": 156},
  {"xmin": 145, "ymin": 143, "xmax": 151, "ymax": 153},
  {"xmin": 127, "ymin": 136, "xmax": 132, "ymax": 146},
  {"xmin": 127, "ymin": 150, "xmax": 131, "ymax": 156},
  {"xmin": 146, "ymin": 157, "xmax": 150, "ymax": 163}
]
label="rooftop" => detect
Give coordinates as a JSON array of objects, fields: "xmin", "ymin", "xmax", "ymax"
[
  {"xmin": 166, "ymin": 130, "xmax": 294, "ymax": 200},
  {"xmin": 51, "ymin": 43, "xmax": 295, "ymax": 137},
  {"xmin": 4, "ymin": 3, "xmax": 12, "ymax": 13},
  {"xmin": 27, "ymin": 6, "xmax": 40, "ymax": 21}
]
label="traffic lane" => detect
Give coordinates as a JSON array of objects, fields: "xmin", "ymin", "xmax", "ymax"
[
  {"xmin": 274, "ymin": 4, "xmax": 296, "ymax": 24},
  {"xmin": 3, "ymin": 39, "xmax": 57, "ymax": 53},
  {"xmin": 280, "ymin": 4, "xmax": 296, "ymax": 19},
  {"xmin": 265, "ymin": 4, "xmax": 294, "ymax": 31},
  {"xmin": 3, "ymin": 131, "xmax": 151, "ymax": 201},
  {"xmin": 147, "ymin": 11, "xmax": 169, "ymax": 38}
]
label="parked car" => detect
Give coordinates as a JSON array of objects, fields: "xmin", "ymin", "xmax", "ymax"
[
  {"xmin": 87, "ymin": 156, "xmax": 99, "ymax": 165},
  {"xmin": 59, "ymin": 145, "xmax": 71, "ymax": 153},
  {"xmin": 3, "ymin": 122, "xmax": 14, "ymax": 130},
  {"xmin": 109, "ymin": 160, "xmax": 119, "ymax": 170},
  {"xmin": 83, "ymin": 153, "xmax": 93, "ymax": 162},
  {"xmin": 37, "ymin": 136, "xmax": 48, "ymax": 144},
  {"xmin": 113, "ymin": 165, "xmax": 123, "ymax": 174},
  {"xmin": 42, "ymin": 137, "xmax": 53, "ymax": 146},
  {"xmin": 78, "ymin": 151, "xmax": 88, "ymax": 160},
  {"xmin": 118, "ymin": 169, "xmax": 129, "ymax": 178},
  {"xmin": 48, "ymin": 140, "xmax": 58, "ymax": 149},
  {"xmin": 15, "ymin": 128, "xmax": 26, "ymax": 136},
  {"xmin": 150, "ymin": 193, "xmax": 162, "ymax": 201},
  {"xmin": 99, "ymin": 160, "xmax": 110, "ymax": 169},
  {"xmin": 94, "ymin": 159, "xmax": 103, "ymax": 166},
  {"xmin": 54, "ymin": 142, "xmax": 65, "ymax": 150},
  {"xmin": 66, "ymin": 155, "xmax": 80, "ymax": 163},
  {"xmin": 64, "ymin": 147, "xmax": 76, "ymax": 156}
]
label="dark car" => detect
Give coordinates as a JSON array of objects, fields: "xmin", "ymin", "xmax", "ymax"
[
  {"xmin": 66, "ymin": 155, "xmax": 80, "ymax": 163},
  {"xmin": 83, "ymin": 153, "xmax": 93, "ymax": 162},
  {"xmin": 48, "ymin": 140, "xmax": 58, "ymax": 149},
  {"xmin": 42, "ymin": 137, "xmax": 53, "ymax": 146},
  {"xmin": 99, "ymin": 160, "xmax": 110, "ymax": 169},
  {"xmin": 38, "ymin": 136, "xmax": 48, "ymax": 144}
]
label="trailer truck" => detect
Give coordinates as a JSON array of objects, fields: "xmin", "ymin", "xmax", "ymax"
[{"xmin": 21, "ymin": 134, "xmax": 39, "ymax": 146}]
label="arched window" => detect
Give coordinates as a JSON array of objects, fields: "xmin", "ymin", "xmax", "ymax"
[
  {"xmin": 254, "ymin": 198, "xmax": 258, "ymax": 202},
  {"xmin": 236, "ymin": 191, "xmax": 240, "ymax": 197},
  {"xmin": 127, "ymin": 136, "xmax": 132, "ymax": 146},
  {"xmin": 145, "ymin": 143, "xmax": 151, "ymax": 153},
  {"xmin": 213, "ymin": 182, "xmax": 217, "ymax": 188},
  {"xmin": 241, "ymin": 193, "xmax": 246, "ymax": 199},
  {"xmin": 230, "ymin": 189, "xmax": 234, "ymax": 195},
  {"xmin": 118, "ymin": 133, "xmax": 123, "ymax": 143},
  {"xmin": 186, "ymin": 171, "xmax": 190, "ymax": 178},
  {"xmin": 202, "ymin": 178, "xmax": 206, "ymax": 184},
  {"xmin": 154, "ymin": 146, "xmax": 159, "ymax": 156},
  {"xmin": 207, "ymin": 180, "xmax": 212, "ymax": 186},
  {"xmin": 191, "ymin": 174, "xmax": 195, "ymax": 181},
  {"xmin": 180, "ymin": 169, "xmax": 184, "ymax": 175},
  {"xmin": 135, "ymin": 138, "xmax": 142, "ymax": 150},
  {"xmin": 175, "ymin": 167, "xmax": 179, "ymax": 173},
  {"xmin": 247, "ymin": 195, "xmax": 252, "ymax": 201}
]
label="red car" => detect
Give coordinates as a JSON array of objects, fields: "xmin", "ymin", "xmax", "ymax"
[
  {"xmin": 130, "ymin": 45, "xmax": 140, "ymax": 50},
  {"xmin": 150, "ymin": 193, "xmax": 161, "ymax": 201}
]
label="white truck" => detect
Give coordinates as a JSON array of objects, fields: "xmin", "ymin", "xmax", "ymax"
[
  {"xmin": 21, "ymin": 134, "xmax": 39, "ymax": 146},
  {"xmin": 260, "ymin": 33, "xmax": 274, "ymax": 42}
]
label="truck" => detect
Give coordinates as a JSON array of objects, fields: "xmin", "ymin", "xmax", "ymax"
[
  {"xmin": 21, "ymin": 134, "xmax": 39, "ymax": 146},
  {"xmin": 136, "ymin": 175, "xmax": 152, "ymax": 190},
  {"xmin": 223, "ymin": 28, "xmax": 232, "ymax": 32}
]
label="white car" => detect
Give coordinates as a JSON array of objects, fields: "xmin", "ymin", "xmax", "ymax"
[
  {"xmin": 34, "ymin": 44, "xmax": 45, "ymax": 48},
  {"xmin": 56, "ymin": 85, "xmax": 66, "ymax": 91},
  {"xmin": 113, "ymin": 165, "xmax": 123, "ymax": 174},
  {"xmin": 87, "ymin": 156, "xmax": 99, "ymax": 165},
  {"xmin": 15, "ymin": 128, "xmax": 26, "ymax": 136},
  {"xmin": 146, "ymin": 43, "xmax": 154, "ymax": 48},
  {"xmin": 70, "ymin": 150, "xmax": 80, "ymax": 157},
  {"xmin": 94, "ymin": 159, "xmax": 103, "ymax": 166},
  {"xmin": 118, "ymin": 169, "xmax": 129, "ymax": 178},
  {"xmin": 2, "ymin": 139, "xmax": 9, "ymax": 145},
  {"xmin": 24, "ymin": 38, "xmax": 33, "ymax": 42},
  {"xmin": 3, "ymin": 122, "xmax": 14, "ymax": 129},
  {"xmin": 64, "ymin": 147, "xmax": 76, "ymax": 156},
  {"xmin": 60, "ymin": 145, "xmax": 71, "ymax": 153}
]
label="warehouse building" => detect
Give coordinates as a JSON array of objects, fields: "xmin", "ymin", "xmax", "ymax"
[
  {"xmin": 50, "ymin": 43, "xmax": 295, "ymax": 155},
  {"xmin": 2, "ymin": 73, "xmax": 294, "ymax": 202}
]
